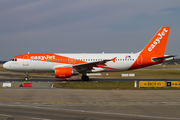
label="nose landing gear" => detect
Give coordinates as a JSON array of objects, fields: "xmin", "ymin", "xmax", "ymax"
[{"xmin": 24, "ymin": 72, "xmax": 29, "ymax": 81}]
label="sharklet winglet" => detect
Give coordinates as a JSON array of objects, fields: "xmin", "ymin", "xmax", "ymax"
[{"xmin": 111, "ymin": 57, "xmax": 117, "ymax": 63}]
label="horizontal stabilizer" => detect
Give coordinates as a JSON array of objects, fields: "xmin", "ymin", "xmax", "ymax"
[{"xmin": 152, "ymin": 55, "xmax": 176, "ymax": 62}]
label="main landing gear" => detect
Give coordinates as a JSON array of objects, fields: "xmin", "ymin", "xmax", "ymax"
[
  {"xmin": 81, "ymin": 75, "xmax": 89, "ymax": 81},
  {"xmin": 24, "ymin": 72, "xmax": 29, "ymax": 81}
]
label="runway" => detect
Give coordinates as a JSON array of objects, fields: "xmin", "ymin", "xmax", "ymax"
[
  {"xmin": 0, "ymin": 71, "xmax": 180, "ymax": 120},
  {"xmin": 0, "ymin": 88, "xmax": 180, "ymax": 120}
]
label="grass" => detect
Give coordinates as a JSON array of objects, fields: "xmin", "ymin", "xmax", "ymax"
[
  {"xmin": 146, "ymin": 65, "xmax": 180, "ymax": 68},
  {"xmin": 54, "ymin": 81, "xmax": 134, "ymax": 89},
  {"xmin": 99, "ymin": 69, "xmax": 180, "ymax": 79},
  {"xmin": 54, "ymin": 81, "xmax": 180, "ymax": 90}
]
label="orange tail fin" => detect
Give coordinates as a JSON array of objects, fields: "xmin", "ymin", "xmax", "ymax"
[
  {"xmin": 128, "ymin": 27, "xmax": 170, "ymax": 70},
  {"xmin": 141, "ymin": 27, "xmax": 170, "ymax": 56}
]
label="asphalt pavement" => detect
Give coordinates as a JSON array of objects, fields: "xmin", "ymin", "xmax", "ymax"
[{"xmin": 0, "ymin": 71, "xmax": 180, "ymax": 120}]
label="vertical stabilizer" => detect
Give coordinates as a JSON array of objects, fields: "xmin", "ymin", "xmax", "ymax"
[
  {"xmin": 128, "ymin": 27, "xmax": 170, "ymax": 70},
  {"xmin": 141, "ymin": 27, "xmax": 170, "ymax": 56}
]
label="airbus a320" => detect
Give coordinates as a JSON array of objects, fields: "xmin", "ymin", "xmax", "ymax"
[{"xmin": 3, "ymin": 27, "xmax": 175, "ymax": 81}]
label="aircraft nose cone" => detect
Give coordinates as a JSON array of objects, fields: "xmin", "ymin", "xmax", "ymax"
[{"xmin": 3, "ymin": 62, "xmax": 9, "ymax": 70}]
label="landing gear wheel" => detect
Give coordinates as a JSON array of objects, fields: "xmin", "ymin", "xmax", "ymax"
[
  {"xmin": 24, "ymin": 77, "xmax": 29, "ymax": 81},
  {"xmin": 24, "ymin": 72, "xmax": 29, "ymax": 81},
  {"xmin": 81, "ymin": 75, "xmax": 89, "ymax": 81}
]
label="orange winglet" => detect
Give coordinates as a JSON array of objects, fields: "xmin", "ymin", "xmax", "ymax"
[{"xmin": 111, "ymin": 57, "xmax": 117, "ymax": 63}]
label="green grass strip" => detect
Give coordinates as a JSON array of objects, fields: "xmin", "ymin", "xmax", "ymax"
[{"xmin": 54, "ymin": 81, "xmax": 180, "ymax": 90}]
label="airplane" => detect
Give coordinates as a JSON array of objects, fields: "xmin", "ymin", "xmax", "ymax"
[{"xmin": 3, "ymin": 27, "xmax": 176, "ymax": 81}]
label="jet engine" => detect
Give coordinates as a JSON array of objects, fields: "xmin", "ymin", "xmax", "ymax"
[{"xmin": 55, "ymin": 68, "xmax": 78, "ymax": 78}]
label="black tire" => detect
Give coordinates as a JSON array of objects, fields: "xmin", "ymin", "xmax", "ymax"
[{"xmin": 81, "ymin": 75, "xmax": 89, "ymax": 81}]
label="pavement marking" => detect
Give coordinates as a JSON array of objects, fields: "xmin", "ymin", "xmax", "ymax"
[
  {"xmin": 51, "ymin": 83, "xmax": 54, "ymax": 88},
  {"xmin": 0, "ymin": 113, "xmax": 51, "ymax": 120},
  {"xmin": 1, "ymin": 104, "xmax": 180, "ymax": 120},
  {"xmin": 0, "ymin": 79, "xmax": 179, "ymax": 119},
  {"xmin": 0, "ymin": 79, "xmax": 136, "ymax": 106},
  {"xmin": 21, "ymin": 116, "xmax": 51, "ymax": 120},
  {"xmin": 0, "ymin": 113, "xmax": 12, "ymax": 117},
  {"xmin": 0, "ymin": 81, "xmax": 137, "ymax": 106},
  {"xmin": 0, "ymin": 96, "xmax": 137, "ymax": 106},
  {"xmin": 30, "ymin": 106, "xmax": 180, "ymax": 120}
]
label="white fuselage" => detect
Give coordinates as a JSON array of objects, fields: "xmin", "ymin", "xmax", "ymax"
[
  {"xmin": 3, "ymin": 53, "xmax": 140, "ymax": 73},
  {"xmin": 3, "ymin": 27, "xmax": 172, "ymax": 80}
]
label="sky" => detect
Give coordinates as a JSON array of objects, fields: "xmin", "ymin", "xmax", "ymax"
[{"xmin": 0, "ymin": 0, "xmax": 180, "ymax": 60}]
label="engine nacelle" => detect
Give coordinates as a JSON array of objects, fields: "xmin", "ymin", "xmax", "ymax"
[
  {"xmin": 55, "ymin": 68, "xmax": 73, "ymax": 78},
  {"xmin": 55, "ymin": 68, "xmax": 79, "ymax": 78}
]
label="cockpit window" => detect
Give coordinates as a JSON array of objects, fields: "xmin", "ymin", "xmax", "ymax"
[{"xmin": 10, "ymin": 59, "xmax": 17, "ymax": 61}]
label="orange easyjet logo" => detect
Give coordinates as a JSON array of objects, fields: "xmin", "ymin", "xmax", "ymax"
[
  {"xmin": 30, "ymin": 55, "xmax": 55, "ymax": 60},
  {"xmin": 148, "ymin": 28, "xmax": 168, "ymax": 52}
]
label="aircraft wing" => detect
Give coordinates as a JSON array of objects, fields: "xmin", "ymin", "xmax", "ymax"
[{"xmin": 73, "ymin": 57, "xmax": 116, "ymax": 68}]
